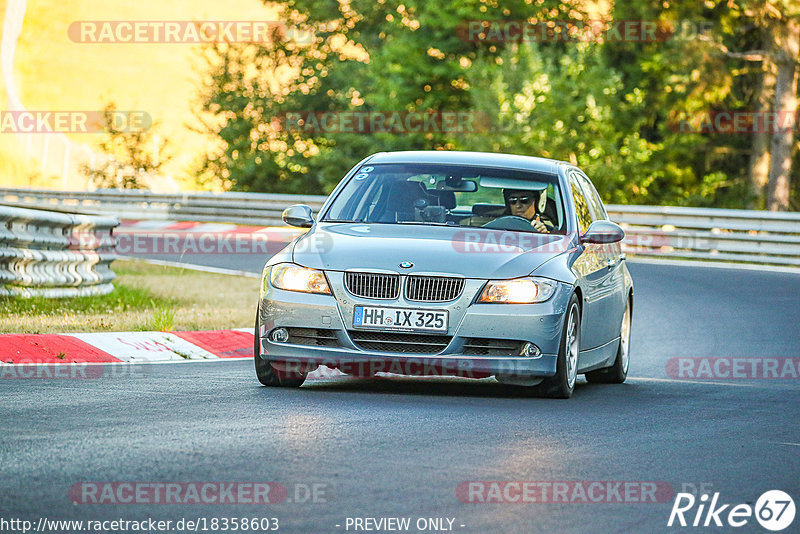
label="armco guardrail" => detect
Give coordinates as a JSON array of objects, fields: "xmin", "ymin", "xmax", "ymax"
[
  {"xmin": 1, "ymin": 188, "xmax": 799, "ymax": 268},
  {"xmin": 0, "ymin": 204, "xmax": 118, "ymax": 297},
  {"xmin": 606, "ymin": 204, "xmax": 800, "ymax": 267},
  {"xmin": 0, "ymin": 187, "xmax": 327, "ymax": 226}
]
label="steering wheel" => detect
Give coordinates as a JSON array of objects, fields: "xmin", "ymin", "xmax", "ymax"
[{"xmin": 481, "ymin": 215, "xmax": 534, "ymax": 232}]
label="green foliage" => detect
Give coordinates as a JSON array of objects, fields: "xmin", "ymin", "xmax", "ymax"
[
  {"xmin": 0, "ymin": 283, "xmax": 155, "ymax": 315},
  {"xmin": 196, "ymin": 0, "xmax": 796, "ymax": 207},
  {"xmin": 463, "ymin": 41, "xmax": 662, "ymax": 204},
  {"xmin": 197, "ymin": 1, "xmax": 584, "ymax": 194},
  {"xmin": 147, "ymin": 299, "xmax": 176, "ymax": 332},
  {"xmin": 81, "ymin": 103, "xmax": 171, "ymax": 189}
]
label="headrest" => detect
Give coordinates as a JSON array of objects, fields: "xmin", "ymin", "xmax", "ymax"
[{"xmin": 426, "ymin": 190, "xmax": 456, "ymax": 209}]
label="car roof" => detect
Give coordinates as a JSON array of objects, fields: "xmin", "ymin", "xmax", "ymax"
[{"xmin": 364, "ymin": 151, "xmax": 567, "ymax": 175}]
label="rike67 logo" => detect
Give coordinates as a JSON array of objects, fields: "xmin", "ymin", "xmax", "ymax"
[{"xmin": 668, "ymin": 490, "xmax": 795, "ymax": 531}]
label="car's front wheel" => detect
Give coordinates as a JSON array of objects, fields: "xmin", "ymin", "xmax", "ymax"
[
  {"xmin": 254, "ymin": 310, "xmax": 306, "ymax": 387},
  {"xmin": 534, "ymin": 294, "xmax": 580, "ymax": 398}
]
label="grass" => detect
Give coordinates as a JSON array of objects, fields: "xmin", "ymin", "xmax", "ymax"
[
  {"xmin": 0, "ymin": 259, "xmax": 260, "ymax": 334},
  {"xmin": 147, "ymin": 299, "xmax": 177, "ymax": 331}
]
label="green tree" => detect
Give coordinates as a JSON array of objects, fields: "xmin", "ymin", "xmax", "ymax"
[
  {"xmin": 603, "ymin": 0, "xmax": 798, "ymax": 209},
  {"xmin": 463, "ymin": 41, "xmax": 663, "ymax": 204},
  {"xmin": 197, "ymin": 0, "xmax": 797, "ymax": 209},
  {"xmin": 81, "ymin": 103, "xmax": 170, "ymax": 189},
  {"xmin": 197, "ymin": 1, "xmax": 586, "ymax": 193}
]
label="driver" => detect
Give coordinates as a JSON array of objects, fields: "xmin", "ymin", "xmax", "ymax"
[{"xmin": 503, "ymin": 188, "xmax": 554, "ymax": 233}]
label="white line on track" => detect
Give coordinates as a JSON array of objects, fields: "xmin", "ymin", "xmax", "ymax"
[
  {"xmin": 626, "ymin": 376, "xmax": 760, "ymax": 387},
  {"xmin": 115, "ymin": 257, "xmax": 260, "ymax": 277},
  {"xmin": 627, "ymin": 257, "xmax": 800, "ymax": 275}
]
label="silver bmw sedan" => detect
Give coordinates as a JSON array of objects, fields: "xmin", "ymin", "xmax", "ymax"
[{"xmin": 255, "ymin": 151, "xmax": 633, "ymax": 398}]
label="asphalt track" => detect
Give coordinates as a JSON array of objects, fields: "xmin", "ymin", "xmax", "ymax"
[{"xmin": 1, "ymin": 253, "xmax": 799, "ymax": 533}]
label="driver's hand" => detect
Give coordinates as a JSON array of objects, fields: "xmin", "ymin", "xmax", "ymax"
[{"xmin": 532, "ymin": 218, "xmax": 548, "ymax": 233}]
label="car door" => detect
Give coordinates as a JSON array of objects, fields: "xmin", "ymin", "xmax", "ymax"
[
  {"xmin": 568, "ymin": 171, "xmax": 608, "ymax": 354},
  {"xmin": 573, "ymin": 170, "xmax": 626, "ymax": 347}
]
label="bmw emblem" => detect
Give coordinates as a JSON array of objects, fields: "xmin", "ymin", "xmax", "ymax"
[{"xmin": 399, "ymin": 261, "xmax": 413, "ymax": 269}]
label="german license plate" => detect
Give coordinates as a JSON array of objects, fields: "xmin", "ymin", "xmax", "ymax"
[{"xmin": 353, "ymin": 305, "xmax": 448, "ymax": 333}]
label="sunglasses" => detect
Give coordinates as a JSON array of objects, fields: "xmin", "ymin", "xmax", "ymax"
[{"xmin": 508, "ymin": 195, "xmax": 534, "ymax": 205}]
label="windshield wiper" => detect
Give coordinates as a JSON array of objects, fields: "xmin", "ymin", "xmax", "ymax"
[
  {"xmin": 323, "ymin": 219, "xmax": 464, "ymax": 227},
  {"xmin": 393, "ymin": 221, "xmax": 454, "ymax": 226}
]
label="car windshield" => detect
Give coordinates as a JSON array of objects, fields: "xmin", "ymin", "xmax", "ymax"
[{"xmin": 322, "ymin": 163, "xmax": 566, "ymax": 234}]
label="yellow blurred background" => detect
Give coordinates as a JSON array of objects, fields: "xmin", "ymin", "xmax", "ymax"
[{"xmin": 1, "ymin": 0, "xmax": 279, "ymax": 190}]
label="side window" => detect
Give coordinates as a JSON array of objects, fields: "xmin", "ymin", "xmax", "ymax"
[
  {"xmin": 569, "ymin": 174, "xmax": 593, "ymax": 234},
  {"xmin": 574, "ymin": 171, "xmax": 607, "ymax": 221}
]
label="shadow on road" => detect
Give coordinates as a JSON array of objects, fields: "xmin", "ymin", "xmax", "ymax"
[{"xmin": 265, "ymin": 374, "xmax": 646, "ymax": 400}]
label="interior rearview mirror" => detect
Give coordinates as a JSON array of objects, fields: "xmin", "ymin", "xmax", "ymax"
[{"xmin": 438, "ymin": 179, "xmax": 478, "ymax": 192}]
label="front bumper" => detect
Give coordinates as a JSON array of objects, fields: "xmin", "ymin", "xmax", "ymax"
[{"xmin": 257, "ymin": 278, "xmax": 572, "ymax": 379}]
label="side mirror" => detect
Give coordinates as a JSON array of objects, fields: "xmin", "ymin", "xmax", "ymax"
[
  {"xmin": 282, "ymin": 204, "xmax": 315, "ymax": 228},
  {"xmin": 581, "ymin": 220, "xmax": 625, "ymax": 244}
]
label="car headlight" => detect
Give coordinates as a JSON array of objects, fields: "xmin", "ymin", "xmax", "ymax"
[
  {"xmin": 266, "ymin": 263, "xmax": 331, "ymax": 295},
  {"xmin": 477, "ymin": 277, "xmax": 557, "ymax": 304}
]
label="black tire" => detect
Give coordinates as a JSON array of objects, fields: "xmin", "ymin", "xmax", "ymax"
[
  {"xmin": 534, "ymin": 294, "xmax": 581, "ymax": 399},
  {"xmin": 254, "ymin": 310, "xmax": 305, "ymax": 387},
  {"xmin": 585, "ymin": 296, "xmax": 630, "ymax": 384}
]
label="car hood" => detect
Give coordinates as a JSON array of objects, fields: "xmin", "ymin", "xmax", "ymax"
[{"xmin": 292, "ymin": 223, "xmax": 570, "ymax": 279}]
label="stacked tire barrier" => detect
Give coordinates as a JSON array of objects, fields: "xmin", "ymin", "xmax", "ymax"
[{"xmin": 0, "ymin": 204, "xmax": 119, "ymax": 297}]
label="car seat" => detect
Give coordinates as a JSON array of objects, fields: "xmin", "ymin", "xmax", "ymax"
[{"xmin": 375, "ymin": 181, "xmax": 429, "ymax": 222}]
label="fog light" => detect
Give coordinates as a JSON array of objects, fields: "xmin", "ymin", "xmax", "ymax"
[
  {"xmin": 521, "ymin": 342, "xmax": 541, "ymax": 358},
  {"xmin": 270, "ymin": 328, "xmax": 289, "ymax": 343}
]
